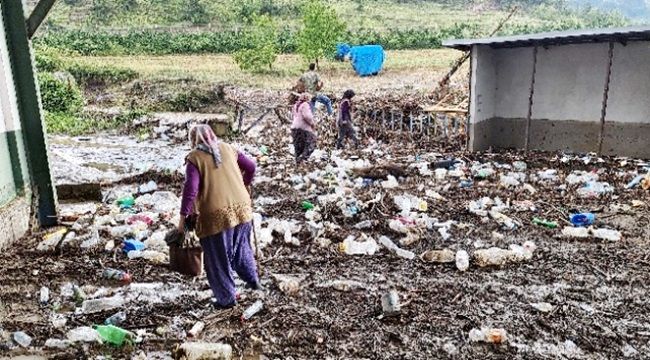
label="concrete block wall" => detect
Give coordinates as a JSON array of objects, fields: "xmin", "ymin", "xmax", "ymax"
[{"xmin": 469, "ymin": 41, "xmax": 650, "ymax": 158}]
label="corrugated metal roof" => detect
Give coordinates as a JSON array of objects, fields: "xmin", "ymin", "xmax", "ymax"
[{"xmin": 443, "ymin": 26, "xmax": 650, "ymax": 50}]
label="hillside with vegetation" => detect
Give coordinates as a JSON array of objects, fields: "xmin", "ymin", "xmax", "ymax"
[{"xmin": 33, "ymin": 0, "xmax": 629, "ymax": 56}]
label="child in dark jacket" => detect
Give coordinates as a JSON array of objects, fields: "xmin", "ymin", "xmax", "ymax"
[{"xmin": 336, "ymin": 89, "xmax": 360, "ymax": 149}]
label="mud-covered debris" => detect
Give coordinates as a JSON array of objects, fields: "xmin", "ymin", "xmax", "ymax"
[
  {"xmin": 174, "ymin": 342, "xmax": 233, "ymax": 360},
  {"xmin": 272, "ymin": 274, "xmax": 302, "ymax": 296},
  {"xmin": 318, "ymin": 280, "xmax": 365, "ymax": 292},
  {"xmin": 474, "ymin": 241, "xmax": 537, "ymax": 267},
  {"xmin": 530, "ymin": 302, "xmax": 554, "ymax": 313},
  {"xmin": 421, "ymin": 249, "xmax": 455, "ymax": 263}
]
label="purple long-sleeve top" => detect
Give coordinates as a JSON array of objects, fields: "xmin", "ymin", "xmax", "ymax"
[{"xmin": 180, "ymin": 151, "xmax": 256, "ymax": 216}]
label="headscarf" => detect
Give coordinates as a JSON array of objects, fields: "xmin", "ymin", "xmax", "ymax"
[{"xmin": 189, "ymin": 124, "xmax": 222, "ymax": 167}]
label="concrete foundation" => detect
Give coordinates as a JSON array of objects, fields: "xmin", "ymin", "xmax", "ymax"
[{"xmin": 0, "ymin": 195, "xmax": 31, "ymax": 249}]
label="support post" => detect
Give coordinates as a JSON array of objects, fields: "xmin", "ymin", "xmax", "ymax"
[
  {"xmin": 2, "ymin": 0, "xmax": 57, "ymax": 226},
  {"xmin": 524, "ymin": 46, "xmax": 539, "ymax": 151},
  {"xmin": 598, "ymin": 42, "xmax": 615, "ymax": 155},
  {"xmin": 26, "ymin": 0, "xmax": 58, "ymax": 38}
]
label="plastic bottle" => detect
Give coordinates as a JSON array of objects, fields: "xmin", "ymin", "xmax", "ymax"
[
  {"xmin": 81, "ymin": 296, "xmax": 125, "ymax": 314},
  {"xmin": 102, "ymin": 268, "xmax": 132, "ymax": 284},
  {"xmin": 626, "ymin": 174, "xmax": 644, "ymax": 189},
  {"xmin": 241, "ymin": 300, "xmax": 263, "ymax": 321},
  {"xmin": 94, "ymin": 325, "xmax": 134, "ymax": 346},
  {"xmin": 421, "ymin": 249, "xmax": 455, "ymax": 263},
  {"xmin": 188, "ymin": 321, "xmax": 205, "ymax": 337},
  {"xmin": 13, "ymin": 331, "xmax": 32, "ymax": 348},
  {"xmin": 105, "ymin": 311, "xmax": 127, "ymax": 326},
  {"xmin": 570, "ymin": 213, "xmax": 595, "ymax": 227},
  {"xmin": 117, "ymin": 196, "xmax": 135, "ymax": 209},
  {"xmin": 301, "ymin": 201, "xmax": 315, "ymax": 210},
  {"xmin": 532, "ymin": 217, "xmax": 558, "ymax": 229},
  {"xmin": 40, "ymin": 286, "xmax": 50, "ymax": 304},
  {"xmin": 381, "ymin": 290, "xmax": 400, "ymax": 316},
  {"xmin": 455, "ymin": 250, "xmax": 469, "ymax": 272}
]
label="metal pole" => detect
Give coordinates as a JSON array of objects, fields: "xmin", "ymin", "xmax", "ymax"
[
  {"xmin": 524, "ymin": 45, "xmax": 539, "ymax": 151},
  {"xmin": 26, "ymin": 0, "xmax": 58, "ymax": 38},
  {"xmin": 3, "ymin": 0, "xmax": 58, "ymax": 226},
  {"xmin": 598, "ymin": 42, "xmax": 615, "ymax": 155}
]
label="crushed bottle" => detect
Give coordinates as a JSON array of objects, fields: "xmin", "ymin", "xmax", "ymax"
[
  {"xmin": 420, "ymin": 249, "xmax": 455, "ymax": 263},
  {"xmin": 455, "ymin": 250, "xmax": 469, "ymax": 272},
  {"xmin": 81, "ymin": 295, "xmax": 125, "ymax": 314},
  {"xmin": 95, "ymin": 325, "xmax": 135, "ymax": 346},
  {"xmin": 381, "ymin": 290, "xmax": 401, "ymax": 316},
  {"xmin": 339, "ymin": 235, "xmax": 378, "ymax": 256},
  {"xmin": 378, "ymin": 236, "xmax": 415, "ymax": 260},
  {"xmin": 13, "ymin": 331, "xmax": 32, "ymax": 348},
  {"xmin": 569, "ymin": 213, "xmax": 595, "ymax": 227},
  {"xmin": 105, "ymin": 311, "xmax": 127, "ymax": 326},
  {"xmin": 241, "ymin": 300, "xmax": 263, "ymax": 321},
  {"xmin": 469, "ymin": 327, "xmax": 508, "ymax": 344},
  {"xmin": 102, "ymin": 268, "xmax": 132, "ymax": 284},
  {"xmin": 40, "ymin": 286, "xmax": 50, "ymax": 304}
]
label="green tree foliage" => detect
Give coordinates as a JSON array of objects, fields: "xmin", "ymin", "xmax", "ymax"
[
  {"xmin": 38, "ymin": 73, "xmax": 84, "ymax": 114},
  {"xmin": 233, "ymin": 15, "xmax": 279, "ymax": 72},
  {"xmin": 296, "ymin": 0, "xmax": 346, "ymax": 66}
]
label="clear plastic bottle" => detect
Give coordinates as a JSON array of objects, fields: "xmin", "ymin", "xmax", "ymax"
[
  {"xmin": 81, "ymin": 296, "xmax": 125, "ymax": 314},
  {"xmin": 40, "ymin": 286, "xmax": 50, "ymax": 304},
  {"xmin": 13, "ymin": 331, "xmax": 32, "ymax": 347},
  {"xmin": 104, "ymin": 311, "xmax": 127, "ymax": 326},
  {"xmin": 241, "ymin": 300, "xmax": 263, "ymax": 321}
]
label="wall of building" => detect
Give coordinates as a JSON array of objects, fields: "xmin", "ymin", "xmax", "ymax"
[
  {"xmin": 0, "ymin": 5, "xmax": 33, "ymax": 248},
  {"xmin": 469, "ymin": 40, "xmax": 650, "ymax": 158}
]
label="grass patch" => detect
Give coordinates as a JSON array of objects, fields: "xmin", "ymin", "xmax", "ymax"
[
  {"xmin": 66, "ymin": 63, "xmax": 138, "ymax": 87},
  {"xmin": 45, "ymin": 109, "xmax": 148, "ymax": 136},
  {"xmin": 66, "ymin": 49, "xmax": 460, "ymax": 92}
]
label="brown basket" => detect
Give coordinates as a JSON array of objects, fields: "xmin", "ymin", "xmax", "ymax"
[{"xmin": 169, "ymin": 245, "xmax": 203, "ymax": 277}]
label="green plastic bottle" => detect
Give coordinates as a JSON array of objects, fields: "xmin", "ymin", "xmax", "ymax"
[
  {"xmin": 532, "ymin": 217, "xmax": 558, "ymax": 229},
  {"xmin": 301, "ymin": 201, "xmax": 315, "ymax": 210},
  {"xmin": 117, "ymin": 196, "xmax": 135, "ymax": 209},
  {"xmin": 94, "ymin": 325, "xmax": 134, "ymax": 346}
]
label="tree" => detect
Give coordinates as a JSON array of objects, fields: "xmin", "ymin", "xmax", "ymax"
[
  {"xmin": 296, "ymin": 0, "xmax": 346, "ymax": 67},
  {"xmin": 233, "ymin": 15, "xmax": 279, "ymax": 72}
]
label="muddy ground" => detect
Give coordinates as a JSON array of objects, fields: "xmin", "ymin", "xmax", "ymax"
[{"xmin": 1, "ymin": 105, "xmax": 650, "ymax": 360}]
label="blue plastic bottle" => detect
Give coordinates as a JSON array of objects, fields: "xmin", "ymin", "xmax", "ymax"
[{"xmin": 570, "ymin": 213, "xmax": 595, "ymax": 227}]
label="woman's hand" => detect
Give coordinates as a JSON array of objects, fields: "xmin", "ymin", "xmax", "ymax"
[{"xmin": 177, "ymin": 216, "xmax": 186, "ymax": 233}]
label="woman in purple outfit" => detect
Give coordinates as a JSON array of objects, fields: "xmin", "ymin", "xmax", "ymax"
[{"xmin": 179, "ymin": 124, "xmax": 261, "ymax": 309}]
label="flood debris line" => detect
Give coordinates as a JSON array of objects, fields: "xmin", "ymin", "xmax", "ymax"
[{"xmin": 3, "ymin": 107, "xmax": 650, "ymax": 359}]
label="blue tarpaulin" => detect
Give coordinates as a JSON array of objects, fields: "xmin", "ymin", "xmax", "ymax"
[{"xmin": 336, "ymin": 43, "xmax": 385, "ymax": 76}]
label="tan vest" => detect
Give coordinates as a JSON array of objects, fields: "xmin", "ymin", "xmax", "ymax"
[{"xmin": 186, "ymin": 143, "xmax": 253, "ymax": 238}]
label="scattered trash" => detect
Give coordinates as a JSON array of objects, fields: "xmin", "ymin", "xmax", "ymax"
[
  {"xmin": 122, "ymin": 239, "xmax": 146, "ymax": 253},
  {"xmin": 174, "ymin": 342, "xmax": 233, "ymax": 360},
  {"xmin": 378, "ymin": 236, "xmax": 415, "ymax": 260},
  {"xmin": 532, "ymin": 217, "xmax": 558, "ymax": 229},
  {"xmin": 381, "ymin": 290, "xmax": 401, "ymax": 317},
  {"xmin": 469, "ymin": 328, "xmax": 508, "ymax": 344},
  {"xmin": 138, "ymin": 180, "xmax": 158, "ymax": 194},
  {"xmin": 13, "ymin": 331, "xmax": 32, "ymax": 348},
  {"xmin": 561, "ymin": 227, "xmax": 590, "ymax": 238},
  {"xmin": 188, "ymin": 321, "xmax": 205, "ymax": 338},
  {"xmin": 592, "ymin": 228, "xmax": 622, "ymax": 242},
  {"xmin": 105, "ymin": 311, "xmax": 127, "ymax": 326},
  {"xmin": 474, "ymin": 242, "xmax": 537, "ymax": 267},
  {"xmin": 241, "ymin": 300, "xmax": 263, "ymax": 321},
  {"xmin": 577, "ymin": 182, "xmax": 613, "ymax": 198},
  {"xmin": 40, "ymin": 286, "xmax": 50, "ymax": 304},
  {"xmin": 420, "ymin": 249, "xmax": 455, "ymax": 263},
  {"xmin": 81, "ymin": 296, "xmax": 125, "ymax": 314},
  {"xmin": 569, "ymin": 213, "xmax": 595, "ymax": 227},
  {"xmin": 67, "ymin": 326, "xmax": 102, "ymax": 343},
  {"xmin": 102, "ymin": 268, "xmax": 133, "ymax": 284},
  {"xmin": 530, "ymin": 302, "xmax": 554, "ymax": 313},
  {"xmin": 455, "ymin": 250, "xmax": 469, "ymax": 272},
  {"xmin": 339, "ymin": 235, "xmax": 378, "ymax": 255},
  {"xmin": 95, "ymin": 325, "xmax": 135, "ymax": 346}
]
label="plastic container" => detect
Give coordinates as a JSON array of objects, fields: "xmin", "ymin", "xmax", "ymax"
[
  {"xmin": 301, "ymin": 201, "xmax": 315, "ymax": 210},
  {"xmin": 13, "ymin": 331, "xmax": 32, "ymax": 347},
  {"xmin": 570, "ymin": 213, "xmax": 595, "ymax": 227},
  {"xmin": 104, "ymin": 311, "xmax": 127, "ymax": 326},
  {"xmin": 122, "ymin": 239, "xmax": 146, "ymax": 253},
  {"xmin": 94, "ymin": 325, "xmax": 134, "ymax": 346},
  {"xmin": 102, "ymin": 268, "xmax": 132, "ymax": 284},
  {"xmin": 533, "ymin": 217, "xmax": 558, "ymax": 229},
  {"xmin": 241, "ymin": 300, "xmax": 263, "ymax": 321}
]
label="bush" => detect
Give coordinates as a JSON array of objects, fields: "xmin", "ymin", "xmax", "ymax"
[
  {"xmin": 34, "ymin": 46, "xmax": 64, "ymax": 72},
  {"xmin": 233, "ymin": 15, "xmax": 279, "ymax": 72},
  {"xmin": 67, "ymin": 63, "xmax": 138, "ymax": 87},
  {"xmin": 38, "ymin": 72, "xmax": 84, "ymax": 114},
  {"xmin": 44, "ymin": 109, "xmax": 147, "ymax": 135}
]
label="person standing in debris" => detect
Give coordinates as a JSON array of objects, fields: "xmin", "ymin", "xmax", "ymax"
[
  {"xmin": 179, "ymin": 124, "xmax": 262, "ymax": 310},
  {"xmin": 336, "ymin": 89, "xmax": 360, "ymax": 149},
  {"xmin": 299, "ymin": 63, "xmax": 333, "ymax": 116},
  {"xmin": 291, "ymin": 93, "xmax": 318, "ymax": 163}
]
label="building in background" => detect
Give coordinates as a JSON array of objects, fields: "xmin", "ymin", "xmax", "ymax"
[
  {"xmin": 444, "ymin": 27, "xmax": 650, "ymax": 158},
  {"xmin": 0, "ymin": 0, "xmax": 57, "ymax": 247}
]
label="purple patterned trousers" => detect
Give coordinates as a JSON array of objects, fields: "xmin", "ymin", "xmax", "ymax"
[{"xmin": 200, "ymin": 221, "xmax": 259, "ymax": 306}]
